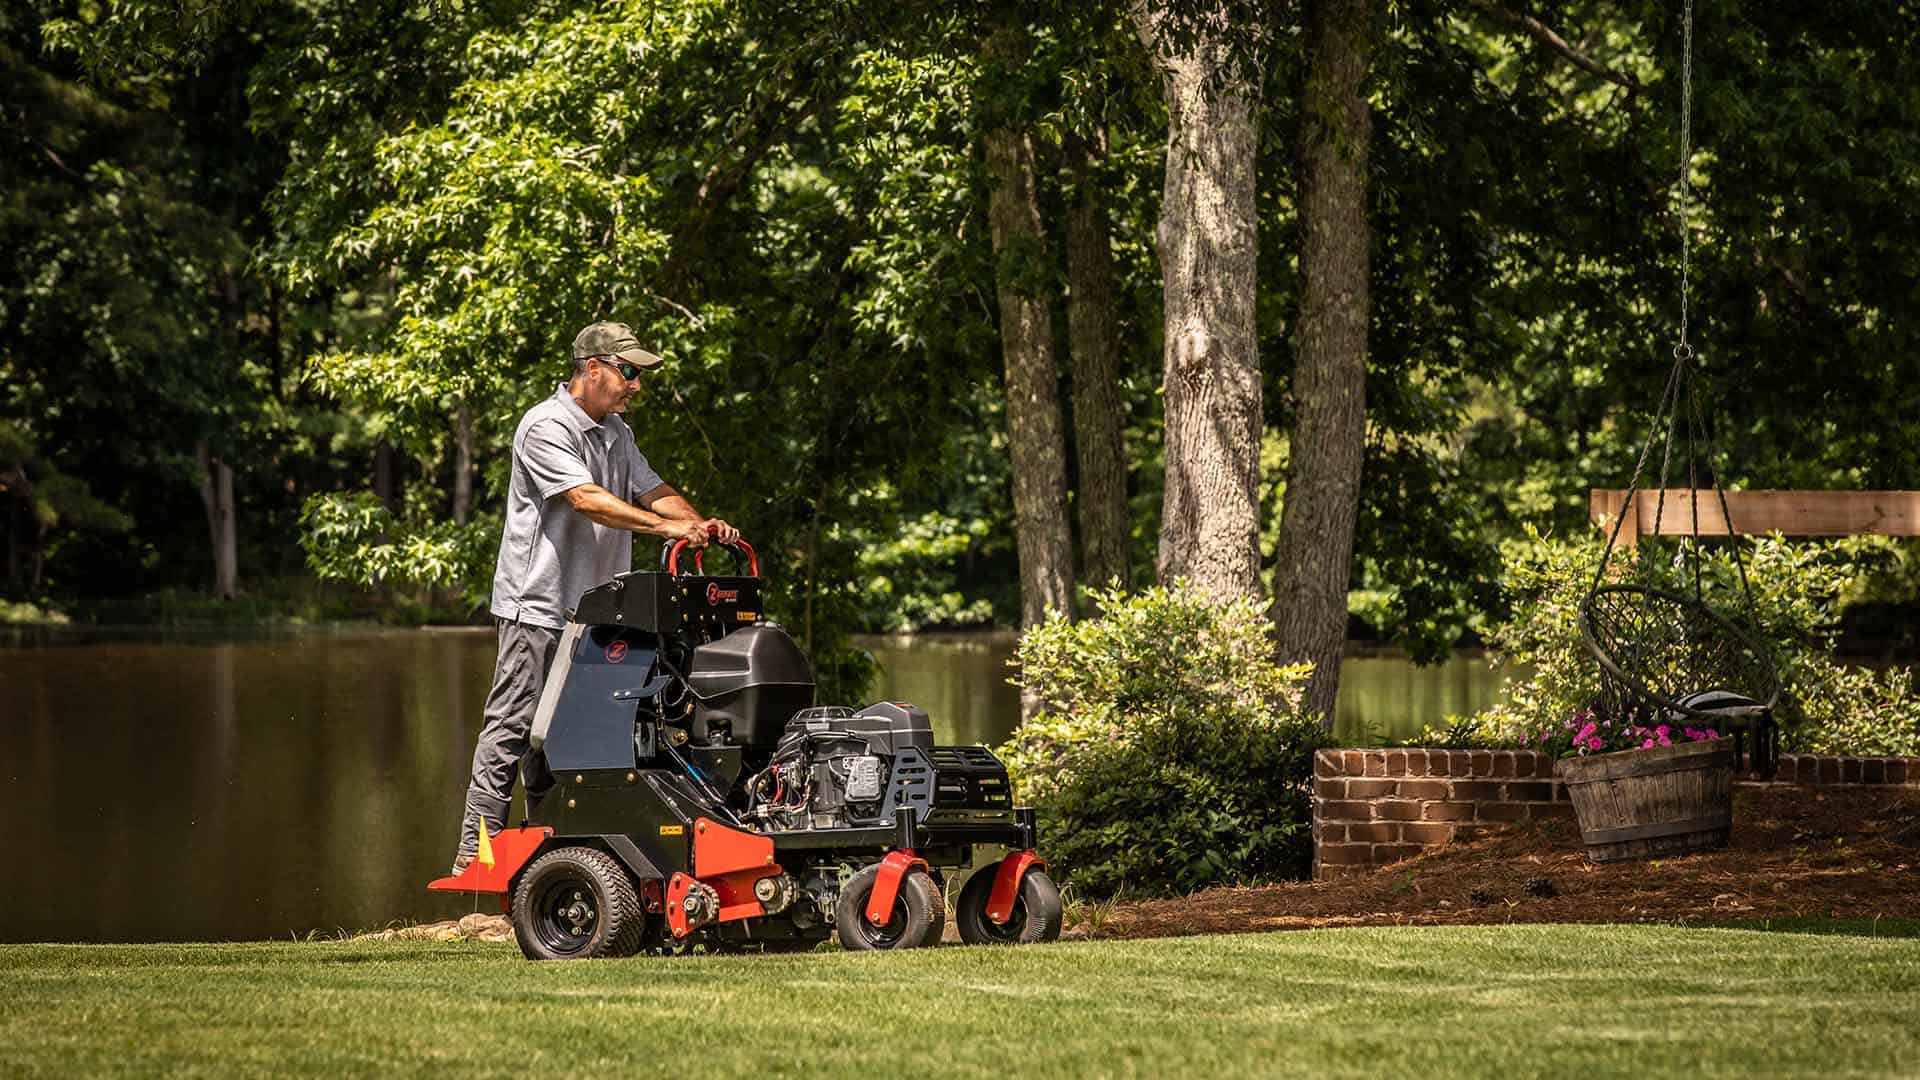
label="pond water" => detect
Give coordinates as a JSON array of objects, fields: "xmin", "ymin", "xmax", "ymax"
[{"xmin": 1, "ymin": 628, "xmax": 1507, "ymax": 943}]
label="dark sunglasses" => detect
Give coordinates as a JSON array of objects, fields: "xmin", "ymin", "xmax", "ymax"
[{"xmin": 596, "ymin": 357, "xmax": 648, "ymax": 380}]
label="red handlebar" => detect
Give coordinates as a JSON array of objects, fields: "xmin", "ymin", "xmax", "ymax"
[{"xmin": 667, "ymin": 534, "xmax": 758, "ymax": 577}]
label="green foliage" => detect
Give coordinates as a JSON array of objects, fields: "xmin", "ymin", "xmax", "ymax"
[
  {"xmin": 300, "ymin": 493, "xmax": 496, "ymax": 613},
  {"xmin": 1476, "ymin": 529, "xmax": 1920, "ymax": 757},
  {"xmin": 1000, "ymin": 584, "xmax": 1327, "ymax": 897}
]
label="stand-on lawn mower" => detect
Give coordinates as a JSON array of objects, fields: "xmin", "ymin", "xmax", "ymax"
[{"xmin": 430, "ymin": 536, "xmax": 1061, "ymax": 959}]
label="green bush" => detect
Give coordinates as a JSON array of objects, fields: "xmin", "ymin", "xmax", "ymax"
[
  {"xmin": 999, "ymin": 584, "xmax": 1327, "ymax": 897},
  {"xmin": 1476, "ymin": 529, "xmax": 1920, "ymax": 756}
]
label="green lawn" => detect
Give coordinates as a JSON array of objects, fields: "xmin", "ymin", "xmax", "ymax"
[{"xmin": 4, "ymin": 925, "xmax": 1917, "ymax": 1078}]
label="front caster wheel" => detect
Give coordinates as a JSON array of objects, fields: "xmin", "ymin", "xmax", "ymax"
[
  {"xmin": 955, "ymin": 864, "xmax": 1062, "ymax": 945},
  {"xmin": 835, "ymin": 863, "xmax": 942, "ymax": 951},
  {"xmin": 510, "ymin": 846, "xmax": 646, "ymax": 960}
]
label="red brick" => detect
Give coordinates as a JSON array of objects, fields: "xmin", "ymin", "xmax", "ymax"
[
  {"xmin": 1451, "ymin": 780, "xmax": 1502, "ymax": 800},
  {"xmin": 1374, "ymin": 844, "xmax": 1424, "ymax": 864},
  {"xmin": 1319, "ymin": 800, "xmax": 1372, "ymax": 821},
  {"xmin": 1491, "ymin": 753, "xmax": 1515, "ymax": 778},
  {"xmin": 1405, "ymin": 748, "xmax": 1434, "ymax": 775},
  {"xmin": 1315, "ymin": 864, "xmax": 1372, "ymax": 881},
  {"xmin": 1315, "ymin": 779, "xmax": 1347, "ymax": 799},
  {"xmin": 1340, "ymin": 750, "xmax": 1365, "ymax": 774},
  {"xmin": 1427, "ymin": 753, "xmax": 1453, "ymax": 777},
  {"xmin": 1469, "ymin": 751, "xmax": 1493, "ymax": 774},
  {"xmin": 1315, "ymin": 751, "xmax": 1342, "ymax": 778},
  {"xmin": 1317, "ymin": 843, "xmax": 1378, "ymax": 866},
  {"xmin": 1346, "ymin": 779, "xmax": 1397, "ymax": 798},
  {"xmin": 1529, "ymin": 801, "xmax": 1577, "ymax": 821},
  {"xmin": 1819, "ymin": 758, "xmax": 1841, "ymax": 784},
  {"xmin": 1347, "ymin": 822, "xmax": 1401, "ymax": 843},
  {"xmin": 1398, "ymin": 779, "xmax": 1449, "ymax": 800},
  {"xmin": 1509, "ymin": 754, "xmax": 1535, "ymax": 778},
  {"xmin": 1506, "ymin": 781, "xmax": 1554, "ymax": 801},
  {"xmin": 1423, "ymin": 801, "xmax": 1476, "ymax": 822},
  {"xmin": 1402, "ymin": 822, "xmax": 1454, "ymax": 845},
  {"xmin": 1477, "ymin": 802, "xmax": 1529, "ymax": 823},
  {"xmin": 1863, "ymin": 759, "xmax": 1886, "ymax": 785},
  {"xmin": 1364, "ymin": 754, "xmax": 1388, "ymax": 777},
  {"xmin": 1793, "ymin": 756, "xmax": 1818, "ymax": 784},
  {"xmin": 1385, "ymin": 751, "xmax": 1408, "ymax": 776},
  {"xmin": 1315, "ymin": 822, "xmax": 1346, "ymax": 842},
  {"xmin": 1374, "ymin": 801, "xmax": 1423, "ymax": 821},
  {"xmin": 1887, "ymin": 759, "xmax": 1908, "ymax": 785},
  {"xmin": 1842, "ymin": 758, "xmax": 1864, "ymax": 784}
]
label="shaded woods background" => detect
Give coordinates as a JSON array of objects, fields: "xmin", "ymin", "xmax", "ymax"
[{"xmin": 6, "ymin": 0, "xmax": 1920, "ymax": 704}]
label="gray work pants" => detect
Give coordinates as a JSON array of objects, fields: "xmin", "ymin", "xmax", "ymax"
[{"xmin": 456, "ymin": 618, "xmax": 561, "ymax": 860}]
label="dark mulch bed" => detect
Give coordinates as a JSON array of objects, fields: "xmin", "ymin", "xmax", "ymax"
[{"xmin": 1076, "ymin": 785, "xmax": 1920, "ymax": 939}]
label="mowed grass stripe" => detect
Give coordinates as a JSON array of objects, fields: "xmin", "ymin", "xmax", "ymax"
[{"xmin": 3, "ymin": 925, "xmax": 1917, "ymax": 1078}]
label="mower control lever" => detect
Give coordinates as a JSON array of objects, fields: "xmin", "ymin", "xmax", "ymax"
[{"xmin": 667, "ymin": 535, "xmax": 758, "ymax": 577}]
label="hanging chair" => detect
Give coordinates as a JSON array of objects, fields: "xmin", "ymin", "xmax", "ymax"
[{"xmin": 1576, "ymin": 349, "xmax": 1783, "ymax": 778}]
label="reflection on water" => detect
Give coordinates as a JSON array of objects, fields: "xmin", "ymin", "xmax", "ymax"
[{"xmin": 3, "ymin": 628, "xmax": 1508, "ymax": 943}]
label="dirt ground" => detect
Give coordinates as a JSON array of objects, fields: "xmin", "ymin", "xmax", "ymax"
[
  {"xmin": 1080, "ymin": 785, "xmax": 1920, "ymax": 940},
  {"xmin": 395, "ymin": 786, "xmax": 1918, "ymax": 945}
]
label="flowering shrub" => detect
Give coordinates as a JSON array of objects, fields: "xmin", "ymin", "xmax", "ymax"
[{"xmin": 1526, "ymin": 706, "xmax": 1723, "ymax": 758}]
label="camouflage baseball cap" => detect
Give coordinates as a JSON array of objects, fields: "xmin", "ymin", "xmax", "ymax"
[{"xmin": 572, "ymin": 321, "xmax": 663, "ymax": 370}]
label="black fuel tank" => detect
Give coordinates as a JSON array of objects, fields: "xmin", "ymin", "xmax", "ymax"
[{"xmin": 686, "ymin": 623, "xmax": 815, "ymax": 747}]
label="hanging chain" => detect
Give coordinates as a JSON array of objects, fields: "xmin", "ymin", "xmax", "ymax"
[{"xmin": 1674, "ymin": 0, "xmax": 1695, "ymax": 359}]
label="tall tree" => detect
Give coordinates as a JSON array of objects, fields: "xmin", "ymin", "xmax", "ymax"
[
  {"xmin": 1064, "ymin": 126, "xmax": 1130, "ymax": 592},
  {"xmin": 1272, "ymin": 0, "xmax": 1374, "ymax": 721},
  {"xmin": 1130, "ymin": 0, "xmax": 1265, "ymax": 602},
  {"xmin": 982, "ymin": 23, "xmax": 1075, "ymax": 641}
]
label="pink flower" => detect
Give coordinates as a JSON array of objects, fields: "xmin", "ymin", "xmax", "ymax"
[
  {"xmin": 1576, "ymin": 722, "xmax": 1597, "ymax": 742},
  {"xmin": 1642, "ymin": 738, "xmax": 1656, "ymax": 749},
  {"xmin": 1587, "ymin": 736, "xmax": 1603, "ymax": 751},
  {"xmin": 1655, "ymin": 725, "xmax": 1670, "ymax": 738}
]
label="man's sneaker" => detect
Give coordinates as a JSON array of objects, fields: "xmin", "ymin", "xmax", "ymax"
[{"xmin": 448, "ymin": 853, "xmax": 474, "ymax": 877}]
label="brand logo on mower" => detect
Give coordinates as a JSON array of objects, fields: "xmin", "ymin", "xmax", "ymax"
[
  {"xmin": 605, "ymin": 640, "xmax": 629, "ymax": 663},
  {"xmin": 706, "ymin": 582, "xmax": 739, "ymax": 604}
]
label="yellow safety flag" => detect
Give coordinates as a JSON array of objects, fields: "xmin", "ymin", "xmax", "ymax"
[{"xmin": 476, "ymin": 817, "xmax": 497, "ymax": 869}]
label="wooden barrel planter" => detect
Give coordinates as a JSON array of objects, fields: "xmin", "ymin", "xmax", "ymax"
[{"xmin": 1555, "ymin": 738, "xmax": 1737, "ymax": 863}]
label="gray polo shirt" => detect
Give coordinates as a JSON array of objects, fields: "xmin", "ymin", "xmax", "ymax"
[{"xmin": 489, "ymin": 384, "xmax": 666, "ymax": 629}]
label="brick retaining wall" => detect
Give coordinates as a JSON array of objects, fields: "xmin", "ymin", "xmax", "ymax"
[{"xmin": 1311, "ymin": 747, "xmax": 1920, "ymax": 880}]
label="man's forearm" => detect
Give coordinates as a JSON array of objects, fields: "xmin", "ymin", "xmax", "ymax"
[
  {"xmin": 564, "ymin": 484, "xmax": 683, "ymax": 538},
  {"xmin": 648, "ymin": 493, "xmax": 703, "ymax": 522}
]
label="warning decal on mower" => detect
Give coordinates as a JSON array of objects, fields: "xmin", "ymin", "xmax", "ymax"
[
  {"xmin": 605, "ymin": 640, "xmax": 629, "ymax": 663},
  {"xmin": 659, "ymin": 824, "xmax": 685, "ymax": 836}
]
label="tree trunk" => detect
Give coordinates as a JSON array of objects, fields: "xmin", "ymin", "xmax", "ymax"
[
  {"xmin": 984, "ymin": 42, "xmax": 1074, "ymax": 635},
  {"xmin": 3, "ymin": 466, "xmax": 25, "ymax": 592},
  {"xmin": 1271, "ymin": 0, "xmax": 1374, "ymax": 725},
  {"xmin": 983, "ymin": 28, "xmax": 1074, "ymax": 723},
  {"xmin": 195, "ymin": 439, "xmax": 241, "ymax": 600},
  {"xmin": 1064, "ymin": 128, "xmax": 1130, "ymax": 595},
  {"xmin": 1130, "ymin": 1, "xmax": 1264, "ymax": 603},
  {"xmin": 451, "ymin": 405, "xmax": 474, "ymax": 525},
  {"xmin": 373, "ymin": 439, "xmax": 399, "ymax": 512}
]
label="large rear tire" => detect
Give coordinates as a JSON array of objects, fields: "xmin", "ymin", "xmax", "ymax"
[
  {"xmin": 510, "ymin": 846, "xmax": 647, "ymax": 960},
  {"xmin": 955, "ymin": 864, "xmax": 1062, "ymax": 945},
  {"xmin": 834, "ymin": 863, "xmax": 941, "ymax": 951}
]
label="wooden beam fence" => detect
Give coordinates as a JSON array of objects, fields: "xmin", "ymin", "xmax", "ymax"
[{"xmin": 1589, "ymin": 490, "xmax": 1920, "ymax": 547}]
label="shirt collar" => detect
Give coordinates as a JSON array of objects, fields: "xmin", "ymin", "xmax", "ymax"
[{"xmin": 553, "ymin": 383, "xmax": 603, "ymax": 435}]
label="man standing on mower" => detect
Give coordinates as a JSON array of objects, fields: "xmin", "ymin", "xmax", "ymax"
[{"xmin": 450, "ymin": 321, "xmax": 738, "ymax": 875}]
